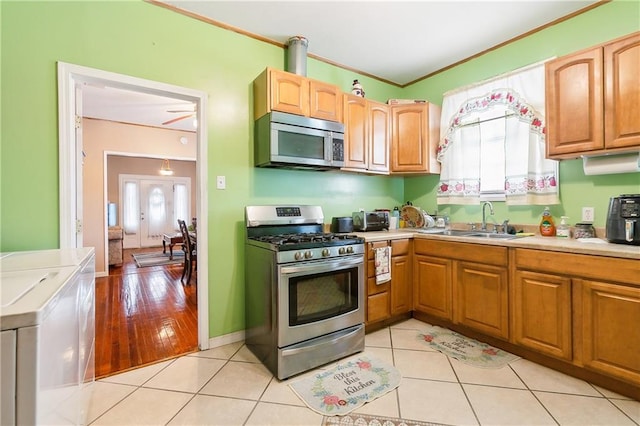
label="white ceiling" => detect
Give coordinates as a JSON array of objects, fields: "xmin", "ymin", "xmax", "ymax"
[
  {"xmin": 160, "ymin": 0, "xmax": 600, "ymax": 85},
  {"xmin": 84, "ymin": 0, "xmax": 600, "ymax": 130},
  {"xmin": 82, "ymin": 84, "xmax": 197, "ymax": 132}
]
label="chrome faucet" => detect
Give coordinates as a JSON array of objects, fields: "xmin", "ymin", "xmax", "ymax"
[{"xmin": 481, "ymin": 201, "xmax": 494, "ymax": 231}]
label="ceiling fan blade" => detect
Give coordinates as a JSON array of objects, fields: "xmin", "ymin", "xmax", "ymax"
[
  {"xmin": 167, "ymin": 109, "xmax": 195, "ymax": 113},
  {"xmin": 162, "ymin": 114, "xmax": 194, "ymax": 125}
]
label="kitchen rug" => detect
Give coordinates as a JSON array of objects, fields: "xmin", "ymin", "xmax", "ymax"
[
  {"xmin": 418, "ymin": 325, "xmax": 519, "ymax": 369},
  {"xmin": 323, "ymin": 414, "xmax": 447, "ymax": 426},
  {"xmin": 131, "ymin": 251, "xmax": 184, "ymax": 268},
  {"xmin": 289, "ymin": 356, "xmax": 401, "ymax": 416}
]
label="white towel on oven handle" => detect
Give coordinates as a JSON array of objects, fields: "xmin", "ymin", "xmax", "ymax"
[{"xmin": 375, "ymin": 246, "xmax": 392, "ymax": 285}]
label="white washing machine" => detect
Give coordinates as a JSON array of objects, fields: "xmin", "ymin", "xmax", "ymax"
[{"xmin": 0, "ymin": 248, "xmax": 95, "ymax": 425}]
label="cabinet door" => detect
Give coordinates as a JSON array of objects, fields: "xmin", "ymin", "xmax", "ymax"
[
  {"xmin": 604, "ymin": 32, "xmax": 640, "ymax": 149},
  {"xmin": 366, "ymin": 241, "xmax": 391, "ymax": 296},
  {"xmin": 309, "ymin": 80, "xmax": 342, "ymax": 122},
  {"xmin": 454, "ymin": 261, "xmax": 509, "ymax": 339},
  {"xmin": 545, "ymin": 48, "xmax": 604, "ymax": 157},
  {"xmin": 269, "ymin": 69, "xmax": 309, "ymax": 117},
  {"xmin": 390, "ymin": 239, "xmax": 412, "ymax": 315},
  {"xmin": 513, "ymin": 270, "xmax": 572, "ymax": 360},
  {"xmin": 580, "ymin": 279, "xmax": 640, "ymax": 384},
  {"xmin": 368, "ymin": 101, "xmax": 390, "ymax": 173},
  {"xmin": 414, "ymin": 255, "xmax": 452, "ymax": 320},
  {"xmin": 343, "ymin": 94, "xmax": 368, "ymax": 170},
  {"xmin": 391, "ymin": 104, "xmax": 429, "ymax": 172}
]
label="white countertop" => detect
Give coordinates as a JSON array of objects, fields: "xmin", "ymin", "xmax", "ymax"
[{"xmin": 352, "ymin": 229, "xmax": 640, "ymax": 260}]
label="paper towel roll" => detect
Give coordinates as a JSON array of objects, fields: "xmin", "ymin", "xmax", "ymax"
[{"xmin": 582, "ymin": 153, "xmax": 640, "ymax": 175}]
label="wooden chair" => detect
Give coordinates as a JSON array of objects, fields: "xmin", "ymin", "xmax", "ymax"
[{"xmin": 178, "ymin": 219, "xmax": 196, "ymax": 285}]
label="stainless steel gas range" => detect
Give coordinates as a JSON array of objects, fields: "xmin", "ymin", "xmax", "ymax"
[{"xmin": 244, "ymin": 205, "xmax": 365, "ymax": 380}]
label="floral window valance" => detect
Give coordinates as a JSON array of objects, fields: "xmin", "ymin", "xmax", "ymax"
[{"xmin": 436, "ymin": 62, "xmax": 560, "ymax": 206}]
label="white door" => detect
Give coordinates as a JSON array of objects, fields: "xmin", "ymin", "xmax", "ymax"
[
  {"xmin": 121, "ymin": 175, "xmax": 190, "ymax": 249},
  {"xmin": 139, "ymin": 179, "xmax": 174, "ymax": 247}
]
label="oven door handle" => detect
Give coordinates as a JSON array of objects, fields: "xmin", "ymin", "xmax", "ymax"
[{"xmin": 280, "ymin": 256, "xmax": 363, "ymax": 275}]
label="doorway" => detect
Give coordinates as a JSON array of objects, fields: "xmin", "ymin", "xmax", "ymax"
[
  {"xmin": 57, "ymin": 62, "xmax": 209, "ymax": 353},
  {"xmin": 119, "ymin": 173, "xmax": 192, "ymax": 249}
]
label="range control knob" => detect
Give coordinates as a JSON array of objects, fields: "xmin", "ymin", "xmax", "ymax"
[
  {"xmin": 346, "ymin": 246, "xmax": 354, "ymax": 254},
  {"xmin": 322, "ymin": 249, "xmax": 330, "ymax": 257},
  {"xmin": 338, "ymin": 247, "xmax": 346, "ymax": 255},
  {"xmin": 304, "ymin": 251, "xmax": 313, "ymax": 259},
  {"xmin": 294, "ymin": 252, "xmax": 304, "ymax": 261}
]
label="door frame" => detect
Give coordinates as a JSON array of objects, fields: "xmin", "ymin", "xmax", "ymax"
[{"xmin": 57, "ymin": 61, "xmax": 209, "ymax": 350}]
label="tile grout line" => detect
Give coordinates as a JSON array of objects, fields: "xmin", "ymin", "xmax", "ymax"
[{"xmin": 507, "ymin": 363, "xmax": 560, "ymax": 425}]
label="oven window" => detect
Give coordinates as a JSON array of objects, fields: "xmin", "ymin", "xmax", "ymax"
[{"xmin": 289, "ymin": 268, "xmax": 358, "ymax": 326}]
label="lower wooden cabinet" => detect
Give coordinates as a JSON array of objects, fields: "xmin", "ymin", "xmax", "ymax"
[
  {"xmin": 454, "ymin": 261, "xmax": 509, "ymax": 339},
  {"xmin": 413, "ymin": 255, "xmax": 452, "ymax": 320},
  {"xmin": 512, "ymin": 270, "xmax": 572, "ymax": 360},
  {"xmin": 578, "ymin": 279, "xmax": 640, "ymax": 384},
  {"xmin": 365, "ymin": 239, "xmax": 412, "ymax": 325},
  {"xmin": 413, "ymin": 239, "xmax": 509, "ymax": 339},
  {"xmin": 512, "ymin": 247, "xmax": 640, "ymax": 390}
]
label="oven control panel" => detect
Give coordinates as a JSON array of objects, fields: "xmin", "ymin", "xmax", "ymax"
[
  {"xmin": 276, "ymin": 207, "xmax": 301, "ymax": 217},
  {"xmin": 278, "ymin": 244, "xmax": 364, "ymax": 264}
]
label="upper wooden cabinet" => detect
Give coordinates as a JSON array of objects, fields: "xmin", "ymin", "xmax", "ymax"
[
  {"xmin": 545, "ymin": 32, "xmax": 640, "ymax": 158},
  {"xmin": 253, "ymin": 68, "xmax": 342, "ymax": 122},
  {"xmin": 342, "ymin": 94, "xmax": 390, "ymax": 173},
  {"xmin": 390, "ymin": 103, "xmax": 441, "ymax": 174}
]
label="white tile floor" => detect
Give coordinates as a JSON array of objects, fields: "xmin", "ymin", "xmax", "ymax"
[{"xmin": 88, "ymin": 319, "xmax": 639, "ymax": 425}]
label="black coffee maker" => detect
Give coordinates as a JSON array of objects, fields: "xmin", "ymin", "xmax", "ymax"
[{"xmin": 606, "ymin": 194, "xmax": 640, "ymax": 245}]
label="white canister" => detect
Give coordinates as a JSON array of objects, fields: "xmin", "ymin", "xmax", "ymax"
[{"xmin": 389, "ymin": 216, "xmax": 399, "ymax": 230}]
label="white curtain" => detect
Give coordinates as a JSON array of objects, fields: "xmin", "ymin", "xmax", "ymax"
[
  {"xmin": 174, "ymin": 183, "xmax": 188, "ymax": 230},
  {"xmin": 147, "ymin": 186, "xmax": 166, "ymax": 237},
  {"xmin": 123, "ymin": 181, "xmax": 139, "ymax": 234},
  {"xmin": 436, "ymin": 62, "xmax": 559, "ymax": 205}
]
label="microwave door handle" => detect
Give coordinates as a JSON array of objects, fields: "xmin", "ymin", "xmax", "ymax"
[
  {"xmin": 325, "ymin": 132, "xmax": 332, "ymax": 164},
  {"xmin": 625, "ymin": 219, "xmax": 634, "ymax": 242}
]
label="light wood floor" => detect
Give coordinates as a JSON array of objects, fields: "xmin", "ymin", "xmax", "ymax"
[{"xmin": 94, "ymin": 247, "xmax": 198, "ymax": 379}]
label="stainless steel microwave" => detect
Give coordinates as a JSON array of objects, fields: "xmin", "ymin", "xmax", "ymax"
[{"xmin": 254, "ymin": 111, "xmax": 345, "ymax": 170}]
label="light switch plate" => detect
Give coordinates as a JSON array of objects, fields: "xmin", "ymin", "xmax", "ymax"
[{"xmin": 216, "ymin": 176, "xmax": 226, "ymax": 190}]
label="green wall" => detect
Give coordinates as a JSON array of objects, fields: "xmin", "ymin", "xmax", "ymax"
[
  {"xmin": 402, "ymin": 0, "xmax": 640, "ymax": 226},
  {"xmin": 0, "ymin": 1, "xmax": 403, "ymax": 339},
  {"xmin": 1, "ymin": 1, "xmax": 638, "ymax": 340}
]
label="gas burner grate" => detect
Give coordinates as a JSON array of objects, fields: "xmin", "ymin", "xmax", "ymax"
[{"xmin": 254, "ymin": 232, "xmax": 362, "ymax": 247}]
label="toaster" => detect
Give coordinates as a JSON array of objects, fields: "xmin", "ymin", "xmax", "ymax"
[
  {"xmin": 352, "ymin": 211, "xmax": 389, "ymax": 231},
  {"xmin": 606, "ymin": 194, "xmax": 640, "ymax": 245}
]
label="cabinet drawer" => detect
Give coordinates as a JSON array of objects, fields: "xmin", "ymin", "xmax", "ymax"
[
  {"xmin": 391, "ymin": 238, "xmax": 410, "ymax": 256},
  {"xmin": 367, "ymin": 241, "xmax": 389, "ymax": 260},
  {"xmin": 414, "ymin": 239, "xmax": 507, "ymax": 266},
  {"xmin": 367, "ymin": 292, "xmax": 390, "ymax": 323},
  {"xmin": 514, "ymin": 249, "xmax": 639, "ymax": 286},
  {"xmin": 367, "ymin": 276, "xmax": 390, "ymax": 296}
]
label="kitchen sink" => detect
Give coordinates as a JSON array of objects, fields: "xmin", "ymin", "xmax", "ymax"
[
  {"xmin": 415, "ymin": 229, "xmax": 519, "ymax": 239},
  {"xmin": 465, "ymin": 232, "xmax": 519, "ymax": 240}
]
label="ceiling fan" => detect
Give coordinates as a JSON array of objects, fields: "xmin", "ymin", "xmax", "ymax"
[{"xmin": 163, "ymin": 105, "xmax": 196, "ymax": 126}]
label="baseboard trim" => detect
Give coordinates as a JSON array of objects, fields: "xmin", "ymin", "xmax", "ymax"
[{"xmin": 207, "ymin": 329, "xmax": 245, "ymax": 349}]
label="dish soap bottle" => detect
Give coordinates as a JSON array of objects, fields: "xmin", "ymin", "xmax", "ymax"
[
  {"xmin": 556, "ymin": 216, "xmax": 570, "ymax": 238},
  {"xmin": 539, "ymin": 207, "xmax": 556, "ymax": 237}
]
